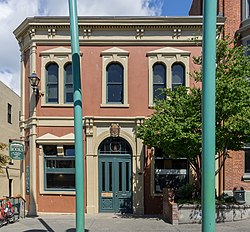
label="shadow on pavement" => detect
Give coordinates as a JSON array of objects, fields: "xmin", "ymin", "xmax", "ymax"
[
  {"xmin": 38, "ymin": 218, "xmax": 56, "ymax": 232},
  {"xmin": 24, "ymin": 230, "xmax": 47, "ymax": 232}
]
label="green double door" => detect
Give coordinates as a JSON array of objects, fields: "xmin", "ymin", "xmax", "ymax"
[{"xmin": 99, "ymin": 155, "xmax": 132, "ymax": 213}]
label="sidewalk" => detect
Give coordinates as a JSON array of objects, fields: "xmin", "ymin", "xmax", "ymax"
[{"xmin": 1, "ymin": 213, "xmax": 250, "ymax": 232}]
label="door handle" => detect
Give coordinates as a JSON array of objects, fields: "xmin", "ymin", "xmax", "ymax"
[{"xmin": 115, "ymin": 192, "xmax": 118, "ymax": 197}]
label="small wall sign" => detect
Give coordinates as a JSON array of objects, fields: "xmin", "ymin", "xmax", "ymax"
[{"xmin": 9, "ymin": 141, "xmax": 24, "ymax": 160}]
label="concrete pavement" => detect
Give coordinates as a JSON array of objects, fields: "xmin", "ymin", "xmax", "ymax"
[{"xmin": 1, "ymin": 213, "xmax": 250, "ymax": 232}]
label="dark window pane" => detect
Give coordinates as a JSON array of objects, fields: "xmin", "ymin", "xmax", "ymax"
[
  {"xmin": 46, "ymin": 173, "xmax": 75, "ymax": 189},
  {"xmin": 153, "ymin": 84, "xmax": 166, "ymax": 100},
  {"xmin": 107, "ymin": 64, "xmax": 123, "ymax": 83},
  {"xmin": 107, "ymin": 84, "xmax": 123, "ymax": 103},
  {"xmin": 245, "ymin": 149, "xmax": 250, "ymax": 173},
  {"xmin": 46, "ymin": 63, "xmax": 58, "ymax": 103},
  {"xmin": 107, "ymin": 63, "xmax": 123, "ymax": 103},
  {"xmin": 102, "ymin": 162, "xmax": 105, "ymax": 191},
  {"xmin": 44, "ymin": 145, "xmax": 57, "ymax": 156},
  {"xmin": 64, "ymin": 146, "xmax": 75, "ymax": 156},
  {"xmin": 46, "ymin": 159, "xmax": 75, "ymax": 168},
  {"xmin": 64, "ymin": 64, "xmax": 73, "ymax": 103},
  {"xmin": 153, "ymin": 64, "xmax": 166, "ymax": 100},
  {"xmin": 109, "ymin": 162, "xmax": 112, "ymax": 191},
  {"xmin": 119, "ymin": 162, "xmax": 122, "ymax": 191},
  {"xmin": 154, "ymin": 148, "xmax": 188, "ymax": 193},
  {"xmin": 7, "ymin": 103, "xmax": 12, "ymax": 123},
  {"xmin": 172, "ymin": 63, "xmax": 185, "ymax": 90},
  {"xmin": 126, "ymin": 162, "xmax": 129, "ymax": 191},
  {"xmin": 98, "ymin": 137, "xmax": 132, "ymax": 154}
]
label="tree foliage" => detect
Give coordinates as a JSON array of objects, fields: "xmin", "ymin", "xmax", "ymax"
[
  {"xmin": 137, "ymin": 36, "xmax": 250, "ymax": 193},
  {"xmin": 0, "ymin": 143, "xmax": 8, "ymax": 173}
]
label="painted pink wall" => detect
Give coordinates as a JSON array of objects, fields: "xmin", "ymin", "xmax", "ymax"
[{"xmin": 35, "ymin": 45, "xmax": 202, "ymax": 118}]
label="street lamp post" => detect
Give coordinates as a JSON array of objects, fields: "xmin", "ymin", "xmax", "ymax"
[
  {"xmin": 202, "ymin": 0, "xmax": 217, "ymax": 231},
  {"xmin": 68, "ymin": 0, "xmax": 85, "ymax": 231}
]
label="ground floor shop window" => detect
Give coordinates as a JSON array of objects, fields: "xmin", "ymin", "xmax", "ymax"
[
  {"xmin": 154, "ymin": 148, "xmax": 188, "ymax": 193},
  {"xmin": 44, "ymin": 145, "xmax": 75, "ymax": 191},
  {"xmin": 245, "ymin": 144, "xmax": 250, "ymax": 174}
]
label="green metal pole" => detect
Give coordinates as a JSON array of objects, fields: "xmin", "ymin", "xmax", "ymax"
[
  {"xmin": 202, "ymin": 0, "xmax": 217, "ymax": 231},
  {"xmin": 68, "ymin": 0, "xmax": 85, "ymax": 231}
]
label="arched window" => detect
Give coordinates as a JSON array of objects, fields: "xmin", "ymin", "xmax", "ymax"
[
  {"xmin": 99, "ymin": 137, "xmax": 132, "ymax": 155},
  {"xmin": 153, "ymin": 63, "xmax": 166, "ymax": 100},
  {"xmin": 172, "ymin": 63, "xmax": 185, "ymax": 90},
  {"xmin": 106, "ymin": 63, "xmax": 124, "ymax": 104},
  {"xmin": 64, "ymin": 63, "xmax": 73, "ymax": 103},
  {"xmin": 46, "ymin": 63, "xmax": 58, "ymax": 103}
]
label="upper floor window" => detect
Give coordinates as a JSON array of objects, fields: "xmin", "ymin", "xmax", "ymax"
[
  {"xmin": 46, "ymin": 63, "xmax": 58, "ymax": 103},
  {"xmin": 147, "ymin": 47, "xmax": 190, "ymax": 106},
  {"xmin": 7, "ymin": 103, "xmax": 12, "ymax": 124},
  {"xmin": 101, "ymin": 47, "xmax": 129, "ymax": 107},
  {"xmin": 242, "ymin": 0, "xmax": 250, "ymax": 19},
  {"xmin": 106, "ymin": 63, "xmax": 124, "ymax": 104},
  {"xmin": 64, "ymin": 63, "xmax": 73, "ymax": 103},
  {"xmin": 40, "ymin": 46, "xmax": 76, "ymax": 106},
  {"xmin": 153, "ymin": 63, "xmax": 166, "ymax": 101},
  {"xmin": 172, "ymin": 63, "xmax": 185, "ymax": 90}
]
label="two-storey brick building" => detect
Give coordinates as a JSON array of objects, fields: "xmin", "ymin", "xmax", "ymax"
[{"xmin": 14, "ymin": 16, "xmax": 228, "ymax": 215}]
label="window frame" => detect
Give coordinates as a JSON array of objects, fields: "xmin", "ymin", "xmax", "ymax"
[
  {"xmin": 101, "ymin": 47, "xmax": 129, "ymax": 107},
  {"xmin": 151, "ymin": 147, "xmax": 189, "ymax": 196},
  {"xmin": 40, "ymin": 47, "xmax": 79, "ymax": 107},
  {"xmin": 244, "ymin": 144, "xmax": 250, "ymax": 180},
  {"xmin": 171, "ymin": 62, "xmax": 186, "ymax": 90},
  {"xmin": 106, "ymin": 62, "xmax": 124, "ymax": 104},
  {"xmin": 147, "ymin": 47, "xmax": 190, "ymax": 107},
  {"xmin": 7, "ymin": 103, "xmax": 12, "ymax": 124},
  {"xmin": 152, "ymin": 63, "xmax": 167, "ymax": 101},
  {"xmin": 46, "ymin": 63, "xmax": 59, "ymax": 104},
  {"xmin": 64, "ymin": 63, "xmax": 73, "ymax": 104},
  {"xmin": 40, "ymin": 144, "xmax": 76, "ymax": 194}
]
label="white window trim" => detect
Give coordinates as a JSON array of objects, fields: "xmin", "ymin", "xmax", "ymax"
[
  {"xmin": 147, "ymin": 47, "xmax": 190, "ymax": 107},
  {"xmin": 39, "ymin": 144, "xmax": 76, "ymax": 195},
  {"xmin": 101, "ymin": 47, "xmax": 129, "ymax": 107},
  {"xmin": 40, "ymin": 47, "xmax": 82, "ymax": 107}
]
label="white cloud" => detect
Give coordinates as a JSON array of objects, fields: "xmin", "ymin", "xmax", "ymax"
[{"xmin": 0, "ymin": 0, "xmax": 162, "ymax": 95}]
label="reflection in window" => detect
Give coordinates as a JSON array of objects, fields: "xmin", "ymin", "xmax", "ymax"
[
  {"xmin": 99, "ymin": 137, "xmax": 132, "ymax": 155},
  {"xmin": 154, "ymin": 148, "xmax": 188, "ymax": 193},
  {"xmin": 153, "ymin": 63, "xmax": 166, "ymax": 101},
  {"xmin": 46, "ymin": 63, "xmax": 59, "ymax": 103},
  {"xmin": 64, "ymin": 63, "xmax": 73, "ymax": 103},
  {"xmin": 106, "ymin": 63, "xmax": 124, "ymax": 103},
  {"xmin": 172, "ymin": 63, "xmax": 185, "ymax": 90},
  {"xmin": 44, "ymin": 145, "xmax": 75, "ymax": 190}
]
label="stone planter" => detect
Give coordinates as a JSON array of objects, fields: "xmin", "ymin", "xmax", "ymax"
[{"xmin": 162, "ymin": 188, "xmax": 250, "ymax": 225}]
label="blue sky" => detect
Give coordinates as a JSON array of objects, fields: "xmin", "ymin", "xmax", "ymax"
[
  {"xmin": 161, "ymin": 0, "xmax": 192, "ymax": 16},
  {"xmin": 0, "ymin": 0, "xmax": 193, "ymax": 94}
]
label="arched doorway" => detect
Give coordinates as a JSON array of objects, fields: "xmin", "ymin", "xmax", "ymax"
[{"xmin": 98, "ymin": 137, "xmax": 132, "ymax": 213}]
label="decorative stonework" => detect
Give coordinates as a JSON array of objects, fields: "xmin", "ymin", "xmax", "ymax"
[
  {"xmin": 172, "ymin": 28, "xmax": 182, "ymax": 38},
  {"xmin": 83, "ymin": 28, "xmax": 92, "ymax": 38},
  {"xmin": 29, "ymin": 28, "xmax": 36, "ymax": 38},
  {"xmin": 110, "ymin": 123, "xmax": 120, "ymax": 137},
  {"xmin": 48, "ymin": 28, "xmax": 56, "ymax": 37},
  {"xmin": 86, "ymin": 117, "xmax": 94, "ymax": 136},
  {"xmin": 136, "ymin": 28, "xmax": 144, "ymax": 38}
]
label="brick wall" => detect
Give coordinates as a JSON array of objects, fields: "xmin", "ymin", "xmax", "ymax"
[
  {"xmin": 224, "ymin": 150, "xmax": 250, "ymax": 191},
  {"xmin": 189, "ymin": 0, "xmax": 242, "ymax": 38}
]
